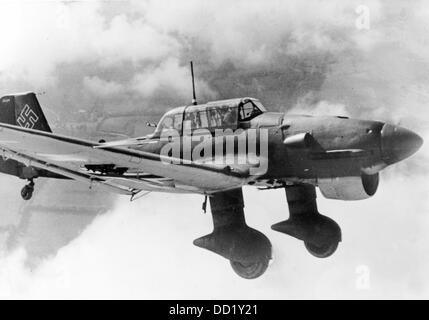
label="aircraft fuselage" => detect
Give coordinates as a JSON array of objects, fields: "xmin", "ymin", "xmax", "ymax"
[{"xmin": 130, "ymin": 107, "xmax": 422, "ymax": 196}]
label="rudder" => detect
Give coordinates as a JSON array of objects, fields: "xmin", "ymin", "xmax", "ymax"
[
  {"xmin": 0, "ymin": 92, "xmax": 51, "ymax": 132},
  {"xmin": 0, "ymin": 92, "xmax": 65, "ymax": 180}
]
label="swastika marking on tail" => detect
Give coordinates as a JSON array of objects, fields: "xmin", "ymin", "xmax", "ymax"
[{"xmin": 17, "ymin": 104, "xmax": 39, "ymax": 129}]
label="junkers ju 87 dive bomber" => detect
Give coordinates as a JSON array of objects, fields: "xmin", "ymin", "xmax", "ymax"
[{"xmin": 0, "ymin": 63, "xmax": 423, "ymax": 279}]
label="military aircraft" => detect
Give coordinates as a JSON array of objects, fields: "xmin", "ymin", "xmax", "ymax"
[{"xmin": 0, "ymin": 63, "xmax": 423, "ymax": 279}]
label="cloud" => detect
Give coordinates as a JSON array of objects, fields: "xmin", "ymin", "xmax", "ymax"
[
  {"xmin": 0, "ymin": 0, "xmax": 429, "ymax": 299},
  {"xmin": 0, "ymin": 1, "xmax": 101, "ymax": 85},
  {"xmin": 83, "ymin": 76, "xmax": 125, "ymax": 97},
  {"xmin": 92, "ymin": 14, "xmax": 181, "ymax": 67},
  {"xmin": 131, "ymin": 58, "xmax": 215, "ymax": 100},
  {"xmin": 2, "ymin": 0, "xmax": 429, "ymax": 123},
  {"xmin": 288, "ymin": 94, "xmax": 350, "ymax": 117},
  {"xmin": 1, "ymin": 169, "xmax": 429, "ymax": 299}
]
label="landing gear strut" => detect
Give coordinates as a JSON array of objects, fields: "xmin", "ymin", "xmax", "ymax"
[
  {"xmin": 21, "ymin": 180, "xmax": 34, "ymax": 201},
  {"xmin": 194, "ymin": 188, "xmax": 272, "ymax": 279},
  {"xmin": 271, "ymin": 184, "xmax": 341, "ymax": 258}
]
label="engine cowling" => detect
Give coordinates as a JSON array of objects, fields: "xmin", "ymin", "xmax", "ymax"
[{"xmin": 318, "ymin": 173, "xmax": 379, "ymax": 200}]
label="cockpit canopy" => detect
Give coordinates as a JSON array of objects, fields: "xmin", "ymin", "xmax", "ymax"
[{"xmin": 155, "ymin": 97, "xmax": 266, "ymax": 134}]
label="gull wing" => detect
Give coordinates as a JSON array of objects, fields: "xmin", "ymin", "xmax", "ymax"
[{"xmin": 0, "ymin": 123, "xmax": 256, "ymax": 195}]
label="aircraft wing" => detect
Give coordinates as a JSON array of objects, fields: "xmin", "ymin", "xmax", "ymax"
[
  {"xmin": 93, "ymin": 135, "xmax": 155, "ymax": 149},
  {"xmin": 0, "ymin": 123, "xmax": 259, "ymax": 197}
]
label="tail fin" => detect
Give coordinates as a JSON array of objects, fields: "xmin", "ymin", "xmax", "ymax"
[{"xmin": 0, "ymin": 92, "xmax": 52, "ymax": 132}]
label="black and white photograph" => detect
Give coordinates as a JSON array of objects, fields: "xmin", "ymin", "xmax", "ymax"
[{"xmin": 0, "ymin": 0, "xmax": 428, "ymax": 302}]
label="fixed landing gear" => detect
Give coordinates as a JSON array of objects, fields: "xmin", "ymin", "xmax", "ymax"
[
  {"xmin": 20, "ymin": 180, "xmax": 34, "ymax": 200},
  {"xmin": 194, "ymin": 185, "xmax": 340, "ymax": 278},
  {"xmin": 194, "ymin": 188, "xmax": 272, "ymax": 279},
  {"xmin": 271, "ymin": 184, "xmax": 341, "ymax": 258},
  {"xmin": 304, "ymin": 240, "xmax": 339, "ymax": 258},
  {"xmin": 230, "ymin": 258, "xmax": 270, "ymax": 280}
]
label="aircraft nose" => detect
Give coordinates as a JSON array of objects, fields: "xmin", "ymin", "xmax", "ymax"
[{"xmin": 381, "ymin": 124, "xmax": 423, "ymax": 165}]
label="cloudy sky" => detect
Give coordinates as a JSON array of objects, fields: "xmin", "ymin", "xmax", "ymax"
[{"xmin": 0, "ymin": 0, "xmax": 429, "ymax": 299}]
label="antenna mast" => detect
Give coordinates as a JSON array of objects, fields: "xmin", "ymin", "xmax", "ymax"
[{"xmin": 190, "ymin": 61, "xmax": 197, "ymax": 105}]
